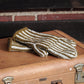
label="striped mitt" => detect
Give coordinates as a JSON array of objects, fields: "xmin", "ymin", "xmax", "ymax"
[
  {"xmin": 9, "ymin": 27, "xmax": 77, "ymax": 59},
  {"xmin": 8, "ymin": 38, "xmax": 31, "ymax": 51}
]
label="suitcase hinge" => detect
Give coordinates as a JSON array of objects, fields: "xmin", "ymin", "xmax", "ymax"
[
  {"xmin": 2, "ymin": 76, "xmax": 14, "ymax": 84},
  {"xmin": 74, "ymin": 64, "xmax": 84, "ymax": 83}
]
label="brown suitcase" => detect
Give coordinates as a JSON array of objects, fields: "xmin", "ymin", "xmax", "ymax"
[{"xmin": 0, "ymin": 30, "xmax": 84, "ymax": 84}]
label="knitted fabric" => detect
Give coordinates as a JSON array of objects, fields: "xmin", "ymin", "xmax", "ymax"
[
  {"xmin": 8, "ymin": 38, "xmax": 31, "ymax": 51},
  {"xmin": 9, "ymin": 27, "xmax": 77, "ymax": 59}
]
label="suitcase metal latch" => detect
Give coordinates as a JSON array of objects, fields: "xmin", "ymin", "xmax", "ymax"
[
  {"xmin": 2, "ymin": 76, "xmax": 14, "ymax": 84},
  {"xmin": 74, "ymin": 64, "xmax": 84, "ymax": 83},
  {"xmin": 51, "ymin": 80, "xmax": 63, "ymax": 84}
]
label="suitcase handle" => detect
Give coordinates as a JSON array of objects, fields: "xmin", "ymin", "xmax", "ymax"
[{"xmin": 51, "ymin": 80, "xmax": 63, "ymax": 84}]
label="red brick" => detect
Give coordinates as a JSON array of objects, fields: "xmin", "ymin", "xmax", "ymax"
[
  {"xmin": 15, "ymin": 16, "xmax": 35, "ymax": 21},
  {"xmin": 0, "ymin": 16, "xmax": 12, "ymax": 22},
  {"xmin": 37, "ymin": 14, "xmax": 84, "ymax": 20}
]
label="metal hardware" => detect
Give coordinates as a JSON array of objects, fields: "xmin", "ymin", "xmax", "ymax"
[
  {"xmin": 74, "ymin": 64, "xmax": 84, "ymax": 83},
  {"xmin": 39, "ymin": 78, "xmax": 47, "ymax": 81},
  {"xmin": 51, "ymin": 80, "xmax": 63, "ymax": 84},
  {"xmin": 2, "ymin": 76, "xmax": 14, "ymax": 84}
]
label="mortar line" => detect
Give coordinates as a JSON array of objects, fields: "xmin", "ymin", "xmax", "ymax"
[
  {"xmin": 0, "ymin": 11, "xmax": 84, "ymax": 16},
  {"xmin": 12, "ymin": 15, "xmax": 15, "ymax": 21}
]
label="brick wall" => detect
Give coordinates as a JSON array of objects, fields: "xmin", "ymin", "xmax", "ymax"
[{"xmin": 0, "ymin": 11, "xmax": 84, "ymax": 22}]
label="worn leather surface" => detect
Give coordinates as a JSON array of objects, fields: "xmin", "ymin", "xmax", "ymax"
[{"xmin": 0, "ymin": 30, "xmax": 84, "ymax": 84}]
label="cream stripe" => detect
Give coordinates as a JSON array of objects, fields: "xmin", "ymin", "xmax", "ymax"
[{"xmin": 11, "ymin": 46, "xmax": 31, "ymax": 50}]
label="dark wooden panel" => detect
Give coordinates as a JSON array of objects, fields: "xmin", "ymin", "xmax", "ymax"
[
  {"xmin": 0, "ymin": 0, "xmax": 84, "ymax": 11},
  {"xmin": 0, "ymin": 0, "xmax": 71, "ymax": 11},
  {"xmin": 0, "ymin": 20, "xmax": 84, "ymax": 43}
]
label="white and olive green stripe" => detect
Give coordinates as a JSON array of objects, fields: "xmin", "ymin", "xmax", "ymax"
[{"xmin": 9, "ymin": 27, "xmax": 77, "ymax": 59}]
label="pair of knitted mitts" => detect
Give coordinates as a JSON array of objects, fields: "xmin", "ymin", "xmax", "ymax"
[{"xmin": 8, "ymin": 27, "xmax": 77, "ymax": 59}]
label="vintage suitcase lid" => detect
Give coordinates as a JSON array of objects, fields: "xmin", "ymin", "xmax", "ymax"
[{"xmin": 0, "ymin": 30, "xmax": 84, "ymax": 83}]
